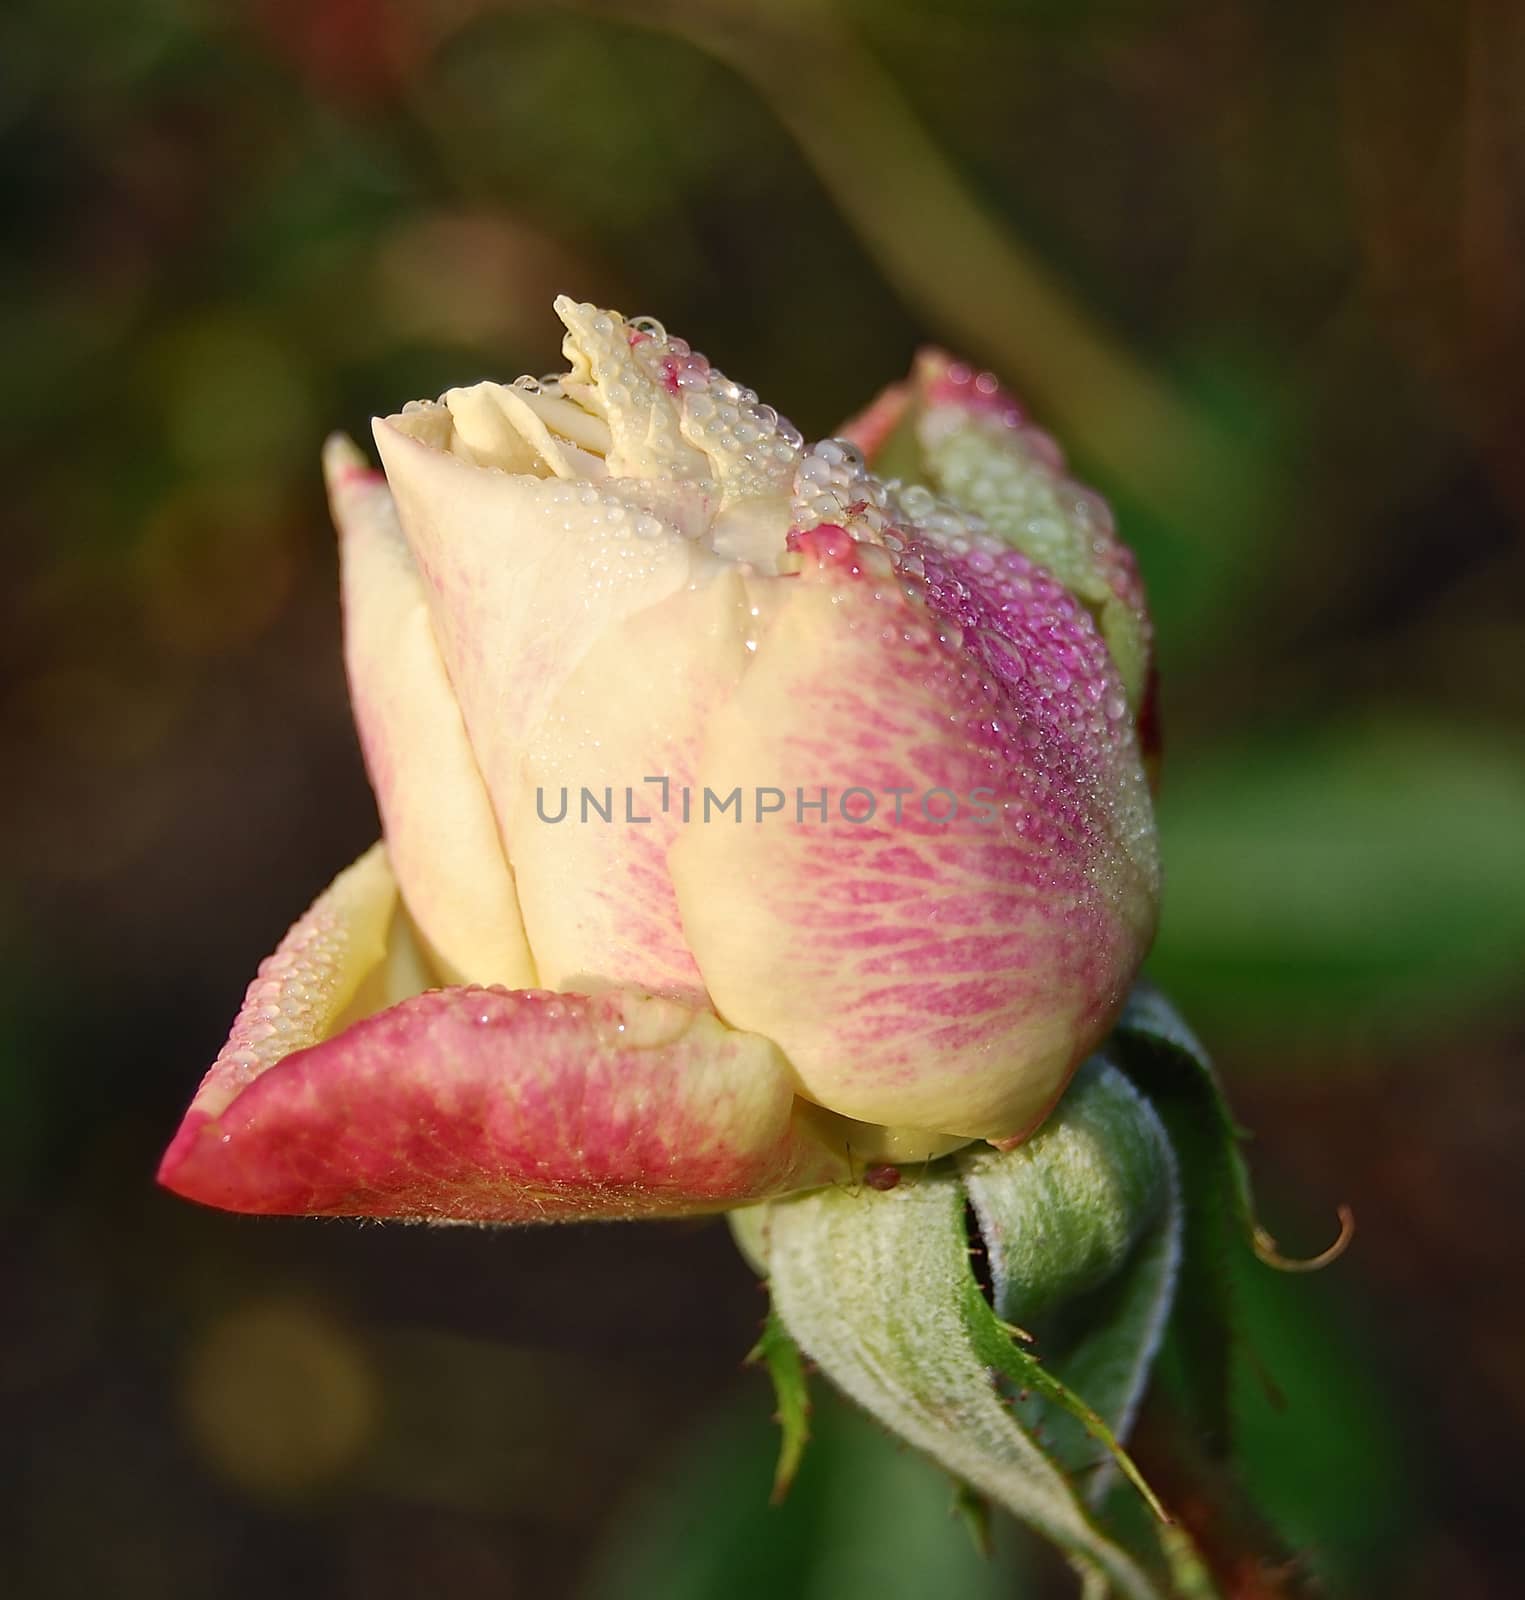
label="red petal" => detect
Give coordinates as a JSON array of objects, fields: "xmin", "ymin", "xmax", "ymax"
[{"xmin": 159, "ymin": 985, "xmax": 847, "ymax": 1222}]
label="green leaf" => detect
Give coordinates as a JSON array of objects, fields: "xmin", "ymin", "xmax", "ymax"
[
  {"xmin": 745, "ymin": 1307, "xmax": 812, "ymax": 1502},
  {"xmin": 1149, "ymin": 721, "xmax": 1525, "ymax": 1049},
  {"xmin": 1226, "ymin": 1250, "xmax": 1415, "ymax": 1596},
  {"xmin": 765, "ymin": 1168, "xmax": 1166, "ymax": 1599}
]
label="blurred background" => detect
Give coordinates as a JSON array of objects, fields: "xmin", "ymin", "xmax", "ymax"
[{"xmin": 4, "ymin": 0, "xmax": 1523, "ymax": 1594}]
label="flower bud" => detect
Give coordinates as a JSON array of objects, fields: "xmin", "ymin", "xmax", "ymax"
[{"xmin": 159, "ymin": 300, "xmax": 1160, "ymax": 1223}]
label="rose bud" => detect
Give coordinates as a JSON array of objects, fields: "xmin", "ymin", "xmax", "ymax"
[{"xmin": 158, "ymin": 299, "xmax": 1159, "ymax": 1224}]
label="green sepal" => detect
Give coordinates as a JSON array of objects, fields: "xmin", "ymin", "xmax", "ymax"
[
  {"xmin": 962, "ymin": 1276, "xmax": 1169, "ymax": 1525},
  {"xmin": 1110, "ymin": 984, "xmax": 1351, "ymax": 1452},
  {"xmin": 759, "ymin": 1135, "xmax": 1174, "ymax": 1596},
  {"xmin": 952, "ymin": 1479, "xmax": 994, "ymax": 1559},
  {"xmin": 744, "ymin": 1306, "xmax": 812, "ymax": 1503},
  {"xmin": 961, "ymin": 1059, "xmax": 1181, "ymax": 1503}
]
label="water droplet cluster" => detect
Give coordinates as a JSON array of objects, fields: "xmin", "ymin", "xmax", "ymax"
[
  {"xmin": 554, "ymin": 299, "xmax": 712, "ymax": 487},
  {"xmin": 781, "ymin": 416, "xmax": 1155, "ymax": 883},
  {"xmin": 208, "ymin": 884, "xmax": 357, "ymax": 1108},
  {"xmin": 552, "ymin": 297, "xmax": 806, "ymax": 512},
  {"xmin": 914, "ymin": 357, "xmax": 1150, "ymax": 687}
]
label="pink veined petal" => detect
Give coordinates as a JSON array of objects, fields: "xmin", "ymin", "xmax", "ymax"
[
  {"xmin": 670, "ymin": 525, "xmax": 1158, "ymax": 1145},
  {"xmin": 842, "ymin": 349, "xmax": 1155, "ymax": 719},
  {"xmin": 327, "ymin": 436, "xmax": 538, "ymax": 989},
  {"xmin": 158, "ymin": 848, "xmax": 847, "ymax": 1221}
]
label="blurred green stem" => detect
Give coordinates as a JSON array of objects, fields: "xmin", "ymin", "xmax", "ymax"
[
  {"xmin": 584, "ymin": 0, "xmax": 1259, "ymax": 541},
  {"xmin": 1130, "ymin": 1390, "xmax": 1319, "ymax": 1599}
]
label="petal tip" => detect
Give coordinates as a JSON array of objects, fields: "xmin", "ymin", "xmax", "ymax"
[
  {"xmin": 323, "ymin": 428, "xmax": 365, "ymax": 472},
  {"xmin": 156, "ymin": 1109, "xmax": 231, "ymax": 1210}
]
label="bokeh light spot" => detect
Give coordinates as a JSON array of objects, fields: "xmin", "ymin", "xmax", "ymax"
[{"xmin": 181, "ymin": 1298, "xmax": 378, "ymax": 1500}]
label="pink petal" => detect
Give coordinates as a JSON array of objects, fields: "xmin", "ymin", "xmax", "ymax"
[
  {"xmin": 160, "ymin": 986, "xmax": 849, "ymax": 1222},
  {"xmin": 670, "ymin": 523, "xmax": 1158, "ymax": 1145},
  {"xmin": 158, "ymin": 847, "xmax": 846, "ymax": 1220},
  {"xmin": 836, "ymin": 375, "xmax": 913, "ymax": 460},
  {"xmin": 843, "ymin": 349, "xmax": 1154, "ymax": 718}
]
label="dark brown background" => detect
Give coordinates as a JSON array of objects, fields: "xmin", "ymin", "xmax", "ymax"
[{"xmin": 4, "ymin": 2, "xmax": 1524, "ymax": 1595}]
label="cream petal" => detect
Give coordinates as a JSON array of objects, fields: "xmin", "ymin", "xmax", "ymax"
[
  {"xmin": 328, "ymin": 435, "xmax": 537, "ymax": 988},
  {"xmin": 371, "ymin": 415, "xmax": 716, "ymax": 847},
  {"xmin": 554, "ymin": 295, "xmax": 711, "ymax": 483},
  {"xmin": 506, "ymin": 569, "xmax": 753, "ymax": 1000}
]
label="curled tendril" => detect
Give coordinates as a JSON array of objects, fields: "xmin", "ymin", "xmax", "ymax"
[{"xmin": 1252, "ymin": 1202, "xmax": 1355, "ymax": 1273}]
